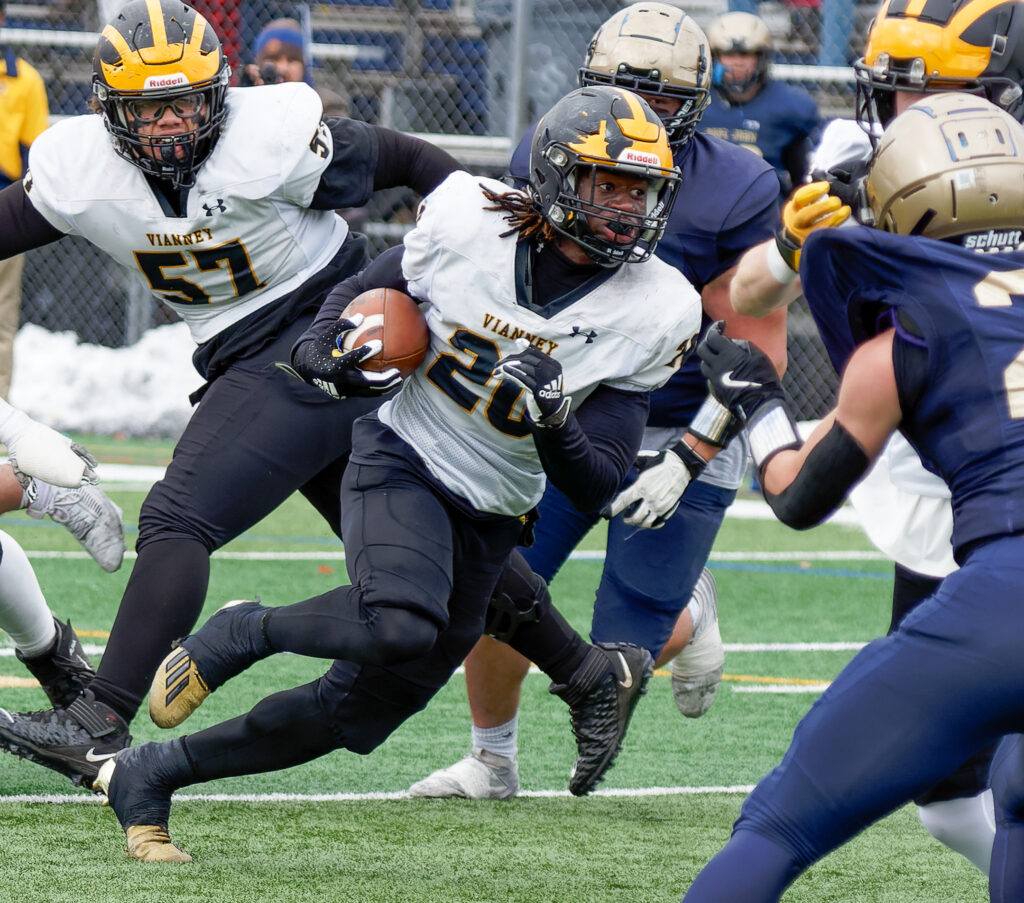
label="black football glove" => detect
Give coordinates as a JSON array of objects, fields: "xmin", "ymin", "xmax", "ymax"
[
  {"xmin": 288, "ymin": 314, "xmax": 401, "ymax": 399},
  {"xmin": 697, "ymin": 321, "xmax": 785, "ymax": 424},
  {"xmin": 809, "ymin": 158, "xmax": 870, "ymax": 218},
  {"xmin": 492, "ymin": 339, "xmax": 571, "ymax": 428}
]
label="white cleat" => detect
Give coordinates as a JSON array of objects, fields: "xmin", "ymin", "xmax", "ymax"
[
  {"xmin": 670, "ymin": 568, "xmax": 724, "ymax": 718},
  {"xmin": 27, "ymin": 481, "xmax": 125, "ymax": 572},
  {"xmin": 408, "ymin": 748, "xmax": 519, "ymax": 799}
]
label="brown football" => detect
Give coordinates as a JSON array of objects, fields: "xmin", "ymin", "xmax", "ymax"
[{"xmin": 341, "ymin": 287, "xmax": 429, "ymax": 377}]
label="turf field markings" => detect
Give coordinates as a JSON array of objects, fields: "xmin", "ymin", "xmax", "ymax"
[
  {"xmin": 0, "ymin": 785, "xmax": 757, "ymax": 805},
  {"xmin": 13, "ymin": 548, "xmax": 888, "ymax": 562}
]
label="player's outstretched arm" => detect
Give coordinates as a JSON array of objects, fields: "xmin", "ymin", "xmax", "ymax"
[
  {"xmin": 730, "ymin": 181, "xmax": 850, "ymax": 318},
  {"xmin": 698, "ymin": 322, "xmax": 898, "ymax": 529}
]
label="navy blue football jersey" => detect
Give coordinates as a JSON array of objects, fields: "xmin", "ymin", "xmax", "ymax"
[
  {"xmin": 507, "ymin": 127, "xmax": 780, "ymax": 428},
  {"xmin": 803, "ymin": 226, "xmax": 1024, "ymax": 557},
  {"xmin": 698, "ymin": 79, "xmax": 821, "ymax": 195}
]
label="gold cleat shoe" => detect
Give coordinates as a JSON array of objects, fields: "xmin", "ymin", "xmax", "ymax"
[
  {"xmin": 149, "ymin": 646, "xmax": 210, "ymax": 729},
  {"xmin": 126, "ymin": 825, "xmax": 192, "ymax": 863}
]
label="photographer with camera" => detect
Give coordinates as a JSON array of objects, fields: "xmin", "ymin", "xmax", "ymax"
[{"xmin": 241, "ymin": 18, "xmax": 349, "ymax": 116}]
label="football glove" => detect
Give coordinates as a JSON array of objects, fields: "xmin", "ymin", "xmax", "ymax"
[
  {"xmin": 7, "ymin": 422, "xmax": 100, "ymax": 488},
  {"xmin": 492, "ymin": 339, "xmax": 571, "ymax": 428},
  {"xmin": 606, "ymin": 441, "xmax": 709, "ymax": 530},
  {"xmin": 289, "ymin": 314, "xmax": 402, "ymax": 399},
  {"xmin": 697, "ymin": 321, "xmax": 785, "ymax": 424},
  {"xmin": 774, "ymin": 180, "xmax": 851, "ymax": 272}
]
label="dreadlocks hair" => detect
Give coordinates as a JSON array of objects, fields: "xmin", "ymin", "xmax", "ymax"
[{"xmin": 480, "ymin": 183, "xmax": 557, "ymax": 243}]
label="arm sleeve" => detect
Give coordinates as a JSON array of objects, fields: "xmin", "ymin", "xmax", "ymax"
[
  {"xmin": 311, "ymin": 121, "xmax": 463, "ymax": 211},
  {"xmin": 370, "ymin": 125, "xmax": 464, "ymax": 194},
  {"xmin": 0, "ymin": 181, "xmax": 64, "ymax": 258},
  {"xmin": 533, "ymin": 385, "xmax": 649, "ymax": 514},
  {"xmin": 292, "ymin": 245, "xmax": 409, "ymax": 356}
]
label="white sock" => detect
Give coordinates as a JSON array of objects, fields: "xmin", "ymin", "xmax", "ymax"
[
  {"xmin": 0, "ymin": 529, "xmax": 54, "ymax": 656},
  {"xmin": 472, "ymin": 715, "xmax": 518, "ymax": 762},
  {"xmin": 23, "ymin": 477, "xmax": 55, "ymax": 516},
  {"xmin": 917, "ymin": 790, "xmax": 995, "ymax": 875}
]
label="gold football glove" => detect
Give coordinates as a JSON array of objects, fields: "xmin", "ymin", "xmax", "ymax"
[{"xmin": 775, "ymin": 181, "xmax": 851, "ymax": 272}]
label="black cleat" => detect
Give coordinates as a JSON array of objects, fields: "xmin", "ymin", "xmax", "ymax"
[
  {"xmin": 16, "ymin": 618, "xmax": 95, "ymax": 708},
  {"xmin": 149, "ymin": 599, "xmax": 271, "ymax": 729},
  {"xmin": 0, "ymin": 689, "xmax": 130, "ymax": 789},
  {"xmin": 550, "ymin": 641, "xmax": 654, "ymax": 796},
  {"xmin": 95, "ymin": 742, "xmax": 191, "ymax": 862}
]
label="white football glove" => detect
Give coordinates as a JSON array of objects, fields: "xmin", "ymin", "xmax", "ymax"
[
  {"xmin": 8, "ymin": 421, "xmax": 99, "ymax": 488},
  {"xmin": 606, "ymin": 442, "xmax": 707, "ymax": 530}
]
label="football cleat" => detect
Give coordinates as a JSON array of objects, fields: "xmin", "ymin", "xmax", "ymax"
[
  {"xmin": 550, "ymin": 641, "xmax": 653, "ymax": 796},
  {"xmin": 408, "ymin": 748, "xmax": 520, "ymax": 799},
  {"xmin": 149, "ymin": 599, "xmax": 270, "ymax": 728},
  {"xmin": 95, "ymin": 743, "xmax": 191, "ymax": 863},
  {"xmin": 15, "ymin": 617, "xmax": 95, "ymax": 708},
  {"xmin": 670, "ymin": 568, "xmax": 724, "ymax": 719},
  {"xmin": 26, "ymin": 481, "xmax": 125, "ymax": 573},
  {"xmin": 0, "ymin": 689, "xmax": 130, "ymax": 788}
]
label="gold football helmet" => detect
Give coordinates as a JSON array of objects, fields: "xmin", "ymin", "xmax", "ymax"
[
  {"xmin": 579, "ymin": 2, "xmax": 712, "ymax": 148},
  {"xmin": 93, "ymin": 0, "xmax": 230, "ymax": 188},
  {"xmin": 866, "ymin": 92, "xmax": 1024, "ymax": 241},
  {"xmin": 530, "ymin": 86, "xmax": 680, "ymax": 266},
  {"xmin": 706, "ymin": 11, "xmax": 774, "ymax": 101},
  {"xmin": 856, "ymin": 0, "xmax": 1024, "ymax": 133}
]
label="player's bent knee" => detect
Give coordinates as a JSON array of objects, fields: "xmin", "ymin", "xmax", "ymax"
[{"xmin": 369, "ymin": 607, "xmax": 439, "ymax": 663}]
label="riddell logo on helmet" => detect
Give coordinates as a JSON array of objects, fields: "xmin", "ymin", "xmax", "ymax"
[
  {"xmin": 620, "ymin": 149, "xmax": 662, "ymax": 166},
  {"xmin": 144, "ymin": 73, "xmax": 189, "ymax": 89}
]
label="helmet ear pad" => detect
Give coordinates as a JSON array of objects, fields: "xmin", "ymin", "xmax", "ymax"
[{"xmin": 92, "ymin": 0, "xmax": 231, "ymax": 188}]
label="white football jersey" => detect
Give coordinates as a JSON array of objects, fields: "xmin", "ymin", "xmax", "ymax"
[
  {"xmin": 381, "ymin": 171, "xmax": 702, "ymax": 515},
  {"xmin": 25, "ymin": 83, "xmax": 347, "ymax": 344}
]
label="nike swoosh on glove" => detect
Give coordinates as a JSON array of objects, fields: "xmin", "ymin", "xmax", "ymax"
[{"xmin": 697, "ymin": 321, "xmax": 785, "ymax": 423}]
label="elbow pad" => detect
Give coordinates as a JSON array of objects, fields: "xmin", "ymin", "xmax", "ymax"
[{"xmin": 763, "ymin": 421, "xmax": 870, "ymax": 530}]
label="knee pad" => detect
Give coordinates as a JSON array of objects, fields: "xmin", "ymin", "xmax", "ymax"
[
  {"xmin": 369, "ymin": 607, "xmax": 439, "ymax": 664},
  {"xmin": 484, "ymin": 551, "xmax": 551, "ymax": 643}
]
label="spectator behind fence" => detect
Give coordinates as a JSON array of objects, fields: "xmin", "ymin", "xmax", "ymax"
[
  {"xmin": 0, "ymin": 1, "xmax": 49, "ymax": 400},
  {"xmin": 698, "ymin": 11, "xmax": 821, "ymax": 196},
  {"xmin": 241, "ymin": 17, "xmax": 349, "ymax": 117}
]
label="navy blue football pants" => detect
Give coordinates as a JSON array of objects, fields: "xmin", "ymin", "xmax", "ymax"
[
  {"xmin": 90, "ymin": 313, "xmax": 382, "ymax": 721},
  {"xmin": 178, "ymin": 414, "xmax": 525, "ymax": 777},
  {"xmin": 682, "ymin": 534, "xmax": 1024, "ymax": 902},
  {"xmin": 522, "ymin": 472, "xmax": 735, "ymax": 658}
]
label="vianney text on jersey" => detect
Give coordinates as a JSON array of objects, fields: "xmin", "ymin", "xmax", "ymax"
[
  {"xmin": 381, "ymin": 170, "xmax": 702, "ymax": 516},
  {"xmin": 24, "ymin": 82, "xmax": 346, "ymax": 344}
]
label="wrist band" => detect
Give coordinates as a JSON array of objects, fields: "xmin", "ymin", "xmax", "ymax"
[
  {"xmin": 747, "ymin": 401, "xmax": 801, "ymax": 468},
  {"xmin": 766, "ymin": 239, "xmax": 799, "ymax": 285},
  {"xmin": 688, "ymin": 394, "xmax": 736, "ymax": 447}
]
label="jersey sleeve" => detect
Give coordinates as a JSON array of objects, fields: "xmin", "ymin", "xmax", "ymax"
[{"xmin": 271, "ymin": 83, "xmax": 365, "ymax": 208}]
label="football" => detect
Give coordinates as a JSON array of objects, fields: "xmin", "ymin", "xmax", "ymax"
[{"xmin": 341, "ymin": 287, "xmax": 429, "ymax": 377}]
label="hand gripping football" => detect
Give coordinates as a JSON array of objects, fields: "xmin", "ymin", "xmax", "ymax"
[{"xmin": 341, "ymin": 288, "xmax": 429, "ymax": 378}]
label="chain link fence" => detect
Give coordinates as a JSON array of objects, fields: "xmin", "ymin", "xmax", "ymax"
[{"xmin": 4, "ymin": 0, "xmax": 865, "ymax": 424}]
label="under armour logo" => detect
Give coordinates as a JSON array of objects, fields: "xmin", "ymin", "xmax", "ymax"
[
  {"xmin": 570, "ymin": 326, "xmax": 598, "ymax": 343},
  {"xmin": 203, "ymin": 199, "xmax": 227, "ymax": 216}
]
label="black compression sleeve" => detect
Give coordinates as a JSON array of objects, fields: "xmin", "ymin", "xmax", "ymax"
[
  {"xmin": 532, "ymin": 385, "xmax": 648, "ymax": 514},
  {"xmin": 0, "ymin": 181, "xmax": 64, "ymax": 257},
  {"xmin": 762, "ymin": 420, "xmax": 870, "ymax": 530},
  {"xmin": 371, "ymin": 125, "xmax": 464, "ymax": 196},
  {"xmin": 293, "ymin": 245, "xmax": 409, "ymax": 355}
]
